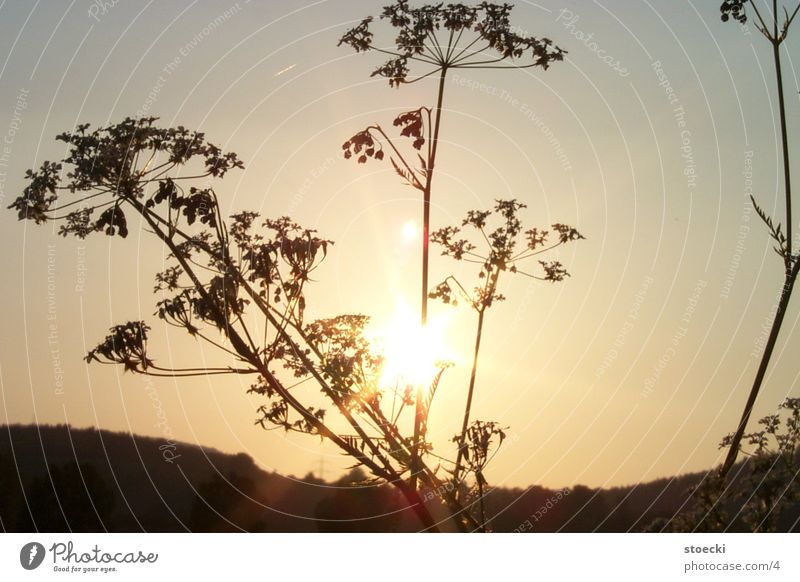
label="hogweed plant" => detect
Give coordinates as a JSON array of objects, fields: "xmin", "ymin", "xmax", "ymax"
[
  {"xmin": 340, "ymin": 0, "xmax": 565, "ymax": 324},
  {"xmin": 717, "ymin": 397, "xmax": 800, "ymax": 531},
  {"xmin": 6, "ymin": 3, "xmax": 575, "ymax": 533},
  {"xmin": 8, "ymin": 117, "xmax": 493, "ymax": 532},
  {"xmin": 459, "ymin": 420, "xmax": 507, "ymax": 531},
  {"xmin": 429, "ymin": 199, "xmax": 583, "ymax": 524},
  {"xmin": 716, "ymin": 1, "xmax": 800, "ymax": 480},
  {"xmin": 340, "ymin": 0, "xmax": 565, "ymax": 489},
  {"xmin": 661, "ymin": 397, "xmax": 800, "ymax": 532}
]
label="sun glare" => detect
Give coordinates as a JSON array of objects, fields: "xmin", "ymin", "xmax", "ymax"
[
  {"xmin": 372, "ymin": 300, "xmax": 454, "ymax": 389},
  {"xmin": 401, "ymin": 220, "xmax": 418, "ymax": 242}
]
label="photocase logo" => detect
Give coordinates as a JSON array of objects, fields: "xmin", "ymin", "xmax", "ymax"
[{"xmin": 19, "ymin": 542, "xmax": 46, "ymax": 570}]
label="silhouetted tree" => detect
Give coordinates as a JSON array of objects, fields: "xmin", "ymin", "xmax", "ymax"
[{"xmin": 716, "ymin": 0, "xmax": 800, "ymax": 480}]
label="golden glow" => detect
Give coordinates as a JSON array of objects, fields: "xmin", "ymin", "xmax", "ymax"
[
  {"xmin": 401, "ymin": 220, "xmax": 418, "ymax": 242},
  {"xmin": 371, "ymin": 300, "xmax": 454, "ymax": 389}
]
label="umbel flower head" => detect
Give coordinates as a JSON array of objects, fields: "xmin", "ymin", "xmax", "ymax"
[{"xmin": 339, "ymin": 1, "xmax": 566, "ymax": 87}]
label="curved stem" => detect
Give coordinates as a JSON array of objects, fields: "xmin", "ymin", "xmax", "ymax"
[
  {"xmin": 721, "ymin": 7, "xmax": 797, "ymax": 480},
  {"xmin": 371, "ymin": 126, "xmax": 424, "ymax": 189},
  {"xmin": 721, "ymin": 261, "xmax": 800, "ymax": 478},
  {"xmin": 392, "ymin": 476, "xmax": 441, "ymax": 531}
]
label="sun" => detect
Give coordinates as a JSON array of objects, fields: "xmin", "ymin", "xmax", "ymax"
[{"xmin": 372, "ymin": 300, "xmax": 454, "ymax": 389}]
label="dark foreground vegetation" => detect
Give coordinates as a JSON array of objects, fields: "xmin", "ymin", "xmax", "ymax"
[{"xmin": 1, "ymin": 424, "xmax": 796, "ymax": 532}]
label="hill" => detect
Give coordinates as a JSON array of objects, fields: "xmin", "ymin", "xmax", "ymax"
[{"xmin": 0, "ymin": 424, "xmax": 795, "ymax": 532}]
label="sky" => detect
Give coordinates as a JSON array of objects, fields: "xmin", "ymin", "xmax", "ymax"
[{"xmin": 1, "ymin": 0, "xmax": 799, "ymax": 490}]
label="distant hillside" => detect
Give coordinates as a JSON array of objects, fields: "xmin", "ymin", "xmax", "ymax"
[
  {"xmin": 0, "ymin": 424, "xmax": 796, "ymax": 532},
  {"xmin": 0, "ymin": 424, "xmax": 418, "ymax": 532}
]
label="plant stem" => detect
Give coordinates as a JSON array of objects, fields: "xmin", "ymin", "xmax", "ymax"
[
  {"xmin": 720, "ymin": 12, "xmax": 797, "ymax": 480},
  {"xmin": 422, "ymin": 66, "xmax": 449, "ymax": 326},
  {"xmin": 392, "ymin": 476, "xmax": 441, "ymax": 532},
  {"xmin": 774, "ymin": 40, "xmax": 793, "ymax": 258},
  {"xmin": 453, "ymin": 308, "xmax": 486, "ymax": 487},
  {"xmin": 721, "ymin": 263, "xmax": 800, "ymax": 478},
  {"xmin": 476, "ymin": 472, "xmax": 487, "ymax": 533},
  {"xmin": 411, "ymin": 66, "xmax": 449, "ymax": 492},
  {"xmin": 131, "ymin": 197, "xmax": 443, "ymax": 531}
]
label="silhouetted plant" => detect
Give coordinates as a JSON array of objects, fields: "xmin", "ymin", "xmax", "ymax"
[
  {"xmin": 429, "ymin": 198, "xmax": 582, "ymax": 527},
  {"xmin": 340, "ymin": 0, "xmax": 565, "ymax": 493},
  {"xmin": 458, "ymin": 420, "xmax": 506, "ymax": 531},
  {"xmin": 7, "ymin": 117, "xmax": 489, "ymax": 532},
  {"xmin": 715, "ymin": 1, "xmax": 800, "ymax": 480},
  {"xmin": 720, "ymin": 396, "xmax": 800, "ymax": 531},
  {"xmin": 661, "ymin": 397, "xmax": 800, "ymax": 532}
]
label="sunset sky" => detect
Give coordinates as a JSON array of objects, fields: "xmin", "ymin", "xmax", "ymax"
[{"xmin": 1, "ymin": 0, "xmax": 798, "ymax": 491}]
